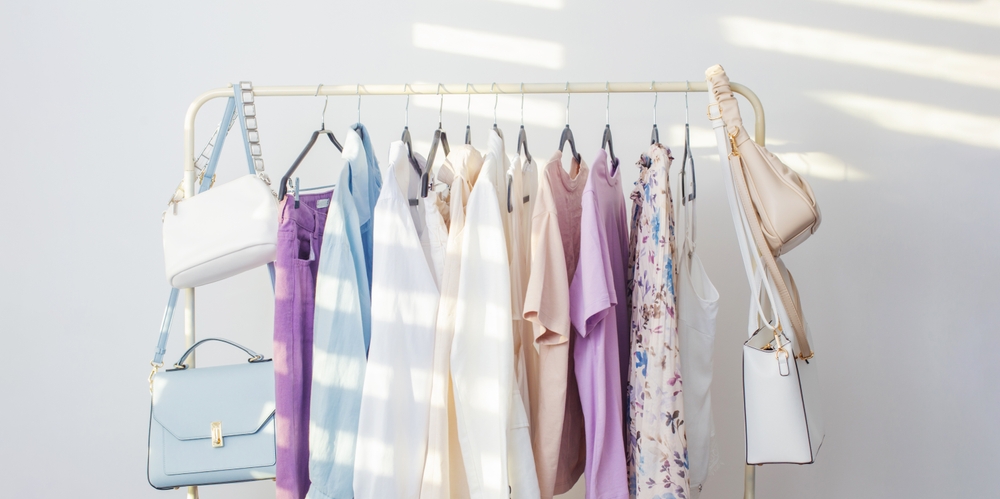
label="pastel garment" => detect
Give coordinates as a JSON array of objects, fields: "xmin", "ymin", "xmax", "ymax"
[
  {"xmin": 626, "ymin": 144, "xmax": 689, "ymax": 499},
  {"xmin": 508, "ymin": 149, "xmax": 539, "ymax": 422},
  {"xmin": 482, "ymin": 129, "xmax": 540, "ymax": 499},
  {"xmin": 676, "ymin": 169, "xmax": 720, "ymax": 495},
  {"xmin": 353, "ymin": 142, "xmax": 443, "ymax": 499},
  {"xmin": 308, "ymin": 124, "xmax": 382, "ymax": 499},
  {"xmin": 452, "ymin": 131, "xmax": 537, "ymax": 498},
  {"xmin": 523, "ymin": 151, "xmax": 589, "ymax": 498},
  {"xmin": 569, "ymin": 150, "xmax": 629, "ymax": 499},
  {"xmin": 274, "ymin": 190, "xmax": 331, "ymax": 499},
  {"xmin": 420, "ymin": 145, "xmax": 483, "ymax": 499}
]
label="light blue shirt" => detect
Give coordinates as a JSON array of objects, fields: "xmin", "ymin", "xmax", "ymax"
[{"xmin": 308, "ymin": 123, "xmax": 381, "ymax": 499}]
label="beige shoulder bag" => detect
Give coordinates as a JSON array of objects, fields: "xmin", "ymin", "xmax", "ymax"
[{"xmin": 706, "ymin": 65, "xmax": 818, "ymax": 359}]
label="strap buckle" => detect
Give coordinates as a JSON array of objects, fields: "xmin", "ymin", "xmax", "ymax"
[
  {"xmin": 148, "ymin": 361, "xmax": 163, "ymax": 394},
  {"xmin": 707, "ymin": 103, "xmax": 722, "ymax": 120}
]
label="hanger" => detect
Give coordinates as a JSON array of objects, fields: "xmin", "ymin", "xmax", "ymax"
[
  {"xmin": 651, "ymin": 80, "xmax": 660, "ymax": 145},
  {"xmin": 355, "ymin": 84, "xmax": 364, "ymax": 137},
  {"xmin": 510, "ymin": 83, "xmax": 531, "ymax": 214},
  {"xmin": 422, "ymin": 84, "xmax": 451, "ymax": 198},
  {"xmin": 558, "ymin": 82, "xmax": 581, "ymax": 164},
  {"xmin": 601, "ymin": 82, "xmax": 619, "ymax": 174},
  {"xmin": 492, "ymin": 83, "xmax": 501, "ymax": 136},
  {"xmin": 465, "ymin": 83, "xmax": 473, "ymax": 145},
  {"xmin": 278, "ymin": 84, "xmax": 343, "ymax": 206},
  {"xmin": 516, "ymin": 83, "xmax": 532, "ymax": 164},
  {"xmin": 400, "ymin": 84, "xmax": 422, "ymax": 176},
  {"xmin": 680, "ymin": 81, "xmax": 697, "ymax": 204}
]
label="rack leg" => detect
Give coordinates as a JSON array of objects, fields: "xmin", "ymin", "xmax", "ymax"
[
  {"xmin": 743, "ymin": 465, "xmax": 755, "ymax": 499},
  {"xmin": 184, "ymin": 288, "xmax": 198, "ymax": 498}
]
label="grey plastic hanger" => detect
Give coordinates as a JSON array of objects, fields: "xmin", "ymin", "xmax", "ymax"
[
  {"xmin": 516, "ymin": 83, "xmax": 532, "ymax": 164},
  {"xmin": 422, "ymin": 84, "xmax": 451, "ymax": 197},
  {"xmin": 558, "ymin": 82, "xmax": 581, "ymax": 164},
  {"xmin": 681, "ymin": 81, "xmax": 697, "ymax": 204},
  {"xmin": 465, "ymin": 83, "xmax": 473, "ymax": 145},
  {"xmin": 279, "ymin": 84, "xmax": 343, "ymax": 205},
  {"xmin": 651, "ymin": 80, "xmax": 660, "ymax": 145},
  {"xmin": 492, "ymin": 82, "xmax": 501, "ymax": 135},
  {"xmin": 400, "ymin": 84, "xmax": 423, "ymax": 177},
  {"xmin": 601, "ymin": 82, "xmax": 620, "ymax": 173}
]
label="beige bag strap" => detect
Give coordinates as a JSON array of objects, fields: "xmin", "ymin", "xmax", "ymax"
[{"xmin": 728, "ymin": 148, "xmax": 813, "ymax": 359}]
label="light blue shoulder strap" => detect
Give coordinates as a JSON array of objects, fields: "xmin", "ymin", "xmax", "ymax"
[{"xmin": 152, "ymin": 83, "xmax": 275, "ymax": 365}]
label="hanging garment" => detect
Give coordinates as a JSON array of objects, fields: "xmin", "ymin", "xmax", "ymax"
[
  {"xmin": 568, "ymin": 149, "xmax": 629, "ymax": 499},
  {"xmin": 451, "ymin": 129, "xmax": 538, "ymax": 499},
  {"xmin": 420, "ymin": 145, "xmax": 483, "ymax": 499},
  {"xmin": 676, "ymin": 163, "xmax": 720, "ymax": 496},
  {"xmin": 308, "ymin": 124, "xmax": 382, "ymax": 499},
  {"xmin": 626, "ymin": 144, "xmax": 689, "ymax": 499},
  {"xmin": 274, "ymin": 189, "xmax": 331, "ymax": 499},
  {"xmin": 353, "ymin": 142, "xmax": 443, "ymax": 499},
  {"xmin": 508, "ymin": 149, "xmax": 539, "ymax": 430},
  {"xmin": 523, "ymin": 151, "xmax": 589, "ymax": 499}
]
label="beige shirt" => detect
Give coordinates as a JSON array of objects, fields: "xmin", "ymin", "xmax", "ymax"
[
  {"xmin": 421, "ymin": 145, "xmax": 483, "ymax": 499},
  {"xmin": 523, "ymin": 151, "xmax": 589, "ymax": 498}
]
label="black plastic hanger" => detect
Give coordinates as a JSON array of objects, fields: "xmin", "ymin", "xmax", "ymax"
[
  {"xmin": 278, "ymin": 86, "xmax": 343, "ymax": 205},
  {"xmin": 680, "ymin": 83, "xmax": 697, "ymax": 204},
  {"xmin": 421, "ymin": 86, "xmax": 450, "ymax": 198}
]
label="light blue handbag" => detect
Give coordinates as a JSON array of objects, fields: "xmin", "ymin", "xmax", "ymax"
[
  {"xmin": 148, "ymin": 339, "xmax": 276, "ymax": 489},
  {"xmin": 147, "ymin": 82, "xmax": 276, "ymax": 489}
]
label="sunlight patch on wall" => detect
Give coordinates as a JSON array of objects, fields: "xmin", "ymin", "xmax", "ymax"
[
  {"xmin": 721, "ymin": 16, "xmax": 1000, "ymax": 90},
  {"xmin": 818, "ymin": 0, "xmax": 1000, "ymax": 28},
  {"xmin": 489, "ymin": 0, "xmax": 564, "ymax": 10},
  {"xmin": 412, "ymin": 23, "xmax": 565, "ymax": 69},
  {"xmin": 811, "ymin": 91, "xmax": 1000, "ymax": 150},
  {"xmin": 775, "ymin": 151, "xmax": 868, "ymax": 181},
  {"xmin": 703, "ymin": 151, "xmax": 866, "ymax": 181}
]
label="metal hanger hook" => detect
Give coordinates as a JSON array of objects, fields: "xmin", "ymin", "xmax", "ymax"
[
  {"xmin": 404, "ymin": 83, "xmax": 410, "ymax": 128},
  {"xmin": 492, "ymin": 83, "xmax": 499, "ymax": 126},
  {"xmin": 684, "ymin": 80, "xmax": 690, "ymax": 125},
  {"xmin": 466, "ymin": 83, "xmax": 472, "ymax": 127},
  {"xmin": 605, "ymin": 81, "xmax": 611, "ymax": 126},
  {"xmin": 356, "ymin": 84, "xmax": 362, "ymax": 123},
  {"xmin": 316, "ymin": 84, "xmax": 329, "ymax": 130},
  {"xmin": 651, "ymin": 80, "xmax": 658, "ymax": 127},
  {"xmin": 520, "ymin": 83, "xmax": 525, "ymax": 126},
  {"xmin": 565, "ymin": 82, "xmax": 571, "ymax": 126},
  {"xmin": 437, "ymin": 83, "xmax": 444, "ymax": 127}
]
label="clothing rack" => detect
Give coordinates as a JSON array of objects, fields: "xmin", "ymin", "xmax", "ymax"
[{"xmin": 178, "ymin": 81, "xmax": 767, "ymax": 499}]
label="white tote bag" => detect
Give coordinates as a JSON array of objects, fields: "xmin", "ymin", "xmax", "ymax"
[
  {"xmin": 709, "ymin": 88, "xmax": 824, "ymax": 465},
  {"xmin": 162, "ymin": 82, "xmax": 278, "ymax": 289}
]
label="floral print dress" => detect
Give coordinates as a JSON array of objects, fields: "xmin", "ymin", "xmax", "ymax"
[{"xmin": 626, "ymin": 144, "xmax": 689, "ymax": 499}]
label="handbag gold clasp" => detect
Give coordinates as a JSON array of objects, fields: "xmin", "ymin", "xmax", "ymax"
[
  {"xmin": 728, "ymin": 131, "xmax": 741, "ymax": 158},
  {"xmin": 211, "ymin": 421, "xmax": 224, "ymax": 448}
]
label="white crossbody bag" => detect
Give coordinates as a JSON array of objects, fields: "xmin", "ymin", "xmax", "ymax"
[
  {"xmin": 709, "ymin": 84, "xmax": 824, "ymax": 465},
  {"xmin": 162, "ymin": 82, "xmax": 278, "ymax": 289}
]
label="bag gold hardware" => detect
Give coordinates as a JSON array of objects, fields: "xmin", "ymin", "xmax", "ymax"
[
  {"xmin": 148, "ymin": 361, "xmax": 162, "ymax": 394},
  {"xmin": 211, "ymin": 421, "xmax": 224, "ymax": 448}
]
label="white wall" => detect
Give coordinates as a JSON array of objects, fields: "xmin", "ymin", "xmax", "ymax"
[{"xmin": 1, "ymin": 1, "xmax": 998, "ymax": 497}]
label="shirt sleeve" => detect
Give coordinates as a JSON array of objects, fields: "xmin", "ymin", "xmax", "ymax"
[
  {"xmin": 569, "ymin": 190, "xmax": 614, "ymax": 338},
  {"xmin": 523, "ymin": 209, "xmax": 571, "ymax": 346},
  {"xmin": 308, "ymin": 196, "xmax": 369, "ymax": 499}
]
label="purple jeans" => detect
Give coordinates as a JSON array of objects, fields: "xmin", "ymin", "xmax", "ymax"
[{"xmin": 274, "ymin": 191, "xmax": 331, "ymax": 499}]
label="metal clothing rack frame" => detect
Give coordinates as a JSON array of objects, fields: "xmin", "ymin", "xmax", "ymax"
[{"xmin": 178, "ymin": 81, "xmax": 767, "ymax": 499}]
